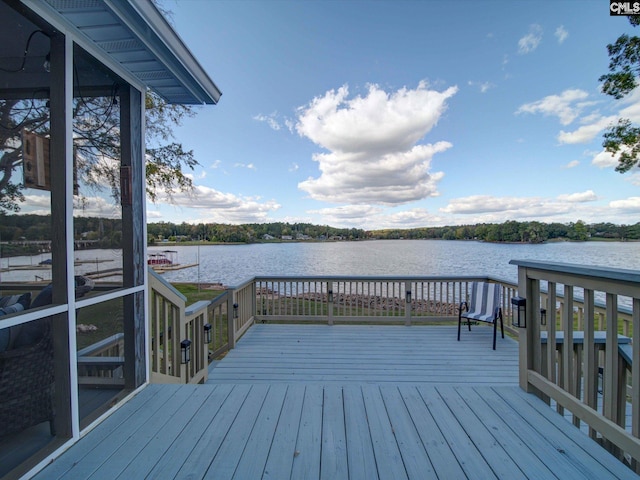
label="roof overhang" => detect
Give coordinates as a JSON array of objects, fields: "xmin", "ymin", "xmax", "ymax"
[{"xmin": 28, "ymin": 0, "xmax": 222, "ymax": 105}]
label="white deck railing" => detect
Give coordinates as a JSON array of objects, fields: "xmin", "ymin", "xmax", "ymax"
[
  {"xmin": 254, "ymin": 275, "xmax": 519, "ymax": 328},
  {"xmin": 512, "ymin": 260, "xmax": 640, "ymax": 471},
  {"xmin": 148, "ymin": 269, "xmax": 208, "ymax": 384}
]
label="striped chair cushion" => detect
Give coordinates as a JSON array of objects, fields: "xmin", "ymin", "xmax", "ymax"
[{"xmin": 463, "ymin": 282, "xmax": 500, "ymax": 323}]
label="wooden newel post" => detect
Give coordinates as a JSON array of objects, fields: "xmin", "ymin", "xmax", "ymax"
[
  {"xmin": 405, "ymin": 281, "xmax": 412, "ymax": 326},
  {"xmin": 327, "ymin": 282, "xmax": 334, "ymax": 326},
  {"xmin": 514, "ymin": 263, "xmax": 541, "ymax": 393}
]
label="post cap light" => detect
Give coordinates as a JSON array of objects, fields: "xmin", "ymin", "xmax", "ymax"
[
  {"xmin": 540, "ymin": 308, "xmax": 547, "ymax": 326},
  {"xmin": 511, "ymin": 296, "xmax": 526, "ymax": 328},
  {"xmin": 181, "ymin": 339, "xmax": 192, "ymax": 364},
  {"xmin": 204, "ymin": 323, "xmax": 212, "ymax": 344}
]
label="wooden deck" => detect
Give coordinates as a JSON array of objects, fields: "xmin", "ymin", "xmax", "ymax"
[{"xmin": 34, "ymin": 325, "xmax": 638, "ymax": 479}]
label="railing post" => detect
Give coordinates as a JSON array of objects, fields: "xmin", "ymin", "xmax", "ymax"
[
  {"xmin": 327, "ymin": 281, "xmax": 334, "ymax": 326},
  {"xmin": 252, "ymin": 280, "xmax": 257, "ymax": 320},
  {"xmin": 179, "ymin": 303, "xmax": 188, "ymax": 383},
  {"xmin": 227, "ymin": 288, "xmax": 236, "ymax": 349},
  {"xmin": 518, "ymin": 265, "xmax": 540, "ymax": 393},
  {"xmin": 405, "ymin": 281, "xmax": 411, "ymax": 326}
]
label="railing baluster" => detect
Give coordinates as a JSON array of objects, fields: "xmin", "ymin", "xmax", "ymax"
[
  {"xmin": 562, "ymin": 285, "xmax": 575, "ymax": 399},
  {"xmin": 547, "ymin": 282, "xmax": 557, "ymax": 385},
  {"xmin": 604, "ymin": 293, "xmax": 621, "ymax": 426}
]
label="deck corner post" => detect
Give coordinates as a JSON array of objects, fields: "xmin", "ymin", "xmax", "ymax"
[{"xmin": 517, "ymin": 265, "xmax": 539, "ymax": 394}]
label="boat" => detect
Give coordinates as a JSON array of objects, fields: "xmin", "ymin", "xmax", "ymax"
[{"xmin": 147, "ymin": 250, "xmax": 176, "ymax": 266}]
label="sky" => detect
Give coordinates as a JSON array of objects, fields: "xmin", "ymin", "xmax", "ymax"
[{"xmin": 143, "ymin": 0, "xmax": 640, "ymax": 229}]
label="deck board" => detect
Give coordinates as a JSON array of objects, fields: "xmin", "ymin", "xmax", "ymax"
[
  {"xmin": 207, "ymin": 324, "xmax": 519, "ymax": 385},
  {"xmin": 33, "ymin": 324, "xmax": 639, "ymax": 480},
  {"xmin": 117, "ymin": 383, "xmax": 234, "ymax": 480}
]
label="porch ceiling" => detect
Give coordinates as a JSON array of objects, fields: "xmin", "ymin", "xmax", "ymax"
[{"xmin": 29, "ymin": 0, "xmax": 221, "ymax": 104}]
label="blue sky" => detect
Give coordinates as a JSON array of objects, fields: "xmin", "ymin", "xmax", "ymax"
[{"xmin": 145, "ymin": 0, "xmax": 640, "ymax": 229}]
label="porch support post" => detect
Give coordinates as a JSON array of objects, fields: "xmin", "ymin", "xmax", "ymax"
[
  {"xmin": 49, "ymin": 31, "xmax": 74, "ymax": 439},
  {"xmin": 121, "ymin": 84, "xmax": 146, "ymax": 388}
]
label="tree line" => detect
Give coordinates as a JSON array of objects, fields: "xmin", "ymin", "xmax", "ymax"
[
  {"xmin": 369, "ymin": 220, "xmax": 640, "ymax": 242},
  {"xmin": 147, "ymin": 221, "xmax": 367, "ymax": 243},
  {"xmin": 1, "ymin": 216, "xmax": 639, "ymax": 254},
  {"xmin": 149, "ymin": 219, "xmax": 640, "ymax": 244}
]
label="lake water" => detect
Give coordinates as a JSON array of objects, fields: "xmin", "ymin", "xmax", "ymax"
[
  {"xmin": 2, "ymin": 240, "xmax": 638, "ymax": 286},
  {"xmin": 149, "ymin": 240, "xmax": 640, "ymax": 287}
]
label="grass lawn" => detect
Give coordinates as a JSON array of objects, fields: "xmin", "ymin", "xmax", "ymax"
[{"xmin": 171, "ymin": 282, "xmax": 226, "ymax": 305}]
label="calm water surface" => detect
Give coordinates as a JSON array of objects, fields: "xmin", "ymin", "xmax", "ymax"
[{"xmin": 150, "ymin": 240, "xmax": 640, "ymax": 286}]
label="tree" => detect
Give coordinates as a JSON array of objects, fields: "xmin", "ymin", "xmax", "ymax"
[
  {"xmin": 0, "ymin": 90, "xmax": 199, "ymax": 214},
  {"xmin": 599, "ymin": 15, "xmax": 640, "ymax": 172}
]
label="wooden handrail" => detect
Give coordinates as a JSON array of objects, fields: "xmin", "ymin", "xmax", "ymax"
[
  {"xmin": 251, "ymin": 275, "xmax": 520, "ymax": 330},
  {"xmin": 512, "ymin": 259, "xmax": 640, "ymax": 471},
  {"xmin": 148, "ymin": 268, "xmax": 209, "ymax": 384}
]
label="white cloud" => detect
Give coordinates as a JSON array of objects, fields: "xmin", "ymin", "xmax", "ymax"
[
  {"xmin": 564, "ymin": 160, "xmax": 579, "ymax": 168},
  {"xmin": 210, "ymin": 160, "xmax": 222, "ymax": 169},
  {"xmin": 73, "ymin": 196, "xmax": 122, "ymax": 218},
  {"xmin": 234, "ymin": 162, "xmax": 256, "ymax": 170},
  {"xmin": 609, "ymin": 197, "xmax": 640, "ymax": 211},
  {"xmin": 374, "ymin": 208, "xmax": 445, "ymax": 228},
  {"xmin": 289, "ymin": 162, "xmax": 299, "ymax": 172},
  {"xmin": 468, "ymin": 81, "xmax": 494, "ymax": 93},
  {"xmin": 284, "ymin": 118, "xmax": 295, "ymax": 133},
  {"xmin": 627, "ymin": 173, "xmax": 640, "ymax": 186},
  {"xmin": 556, "ymin": 190, "xmax": 597, "ymax": 202},
  {"xmin": 591, "ymin": 149, "xmax": 619, "ymax": 168},
  {"xmin": 253, "ymin": 112, "xmax": 281, "ymax": 131},
  {"xmin": 440, "ymin": 191, "xmax": 600, "ymax": 223},
  {"xmin": 555, "ymin": 25, "xmax": 568, "ymax": 44},
  {"xmin": 557, "ymin": 115, "xmax": 617, "ymax": 144},
  {"xmin": 21, "ymin": 194, "xmax": 52, "ymax": 209},
  {"xmin": 308, "ymin": 205, "xmax": 382, "ymax": 220},
  {"xmin": 296, "ymin": 82, "xmax": 456, "ymax": 205},
  {"xmin": 440, "ymin": 195, "xmax": 539, "ymax": 215},
  {"xmin": 518, "ymin": 24, "xmax": 543, "ymax": 54},
  {"xmin": 516, "ymin": 89, "xmax": 590, "ymax": 125},
  {"xmin": 618, "ymin": 88, "xmax": 640, "ymax": 122},
  {"xmin": 161, "ymin": 184, "xmax": 281, "ymax": 224},
  {"xmin": 308, "ymin": 205, "xmax": 446, "ymax": 229}
]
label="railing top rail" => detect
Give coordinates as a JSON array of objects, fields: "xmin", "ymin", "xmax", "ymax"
[
  {"xmin": 209, "ymin": 291, "xmax": 228, "ymax": 307},
  {"xmin": 185, "ymin": 300, "xmax": 211, "ymax": 316},
  {"xmin": 148, "ymin": 267, "xmax": 187, "ymax": 302},
  {"xmin": 253, "ymin": 275, "xmax": 495, "ymax": 282},
  {"xmin": 510, "ymin": 259, "xmax": 640, "ymax": 284}
]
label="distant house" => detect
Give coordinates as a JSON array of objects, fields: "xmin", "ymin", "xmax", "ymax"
[
  {"xmin": 263, "ymin": 234, "xmax": 275, "ymax": 240},
  {"xmin": 281, "ymin": 235, "xmax": 293, "ymax": 240},
  {"xmin": 296, "ymin": 233, "xmax": 311, "ymax": 240}
]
